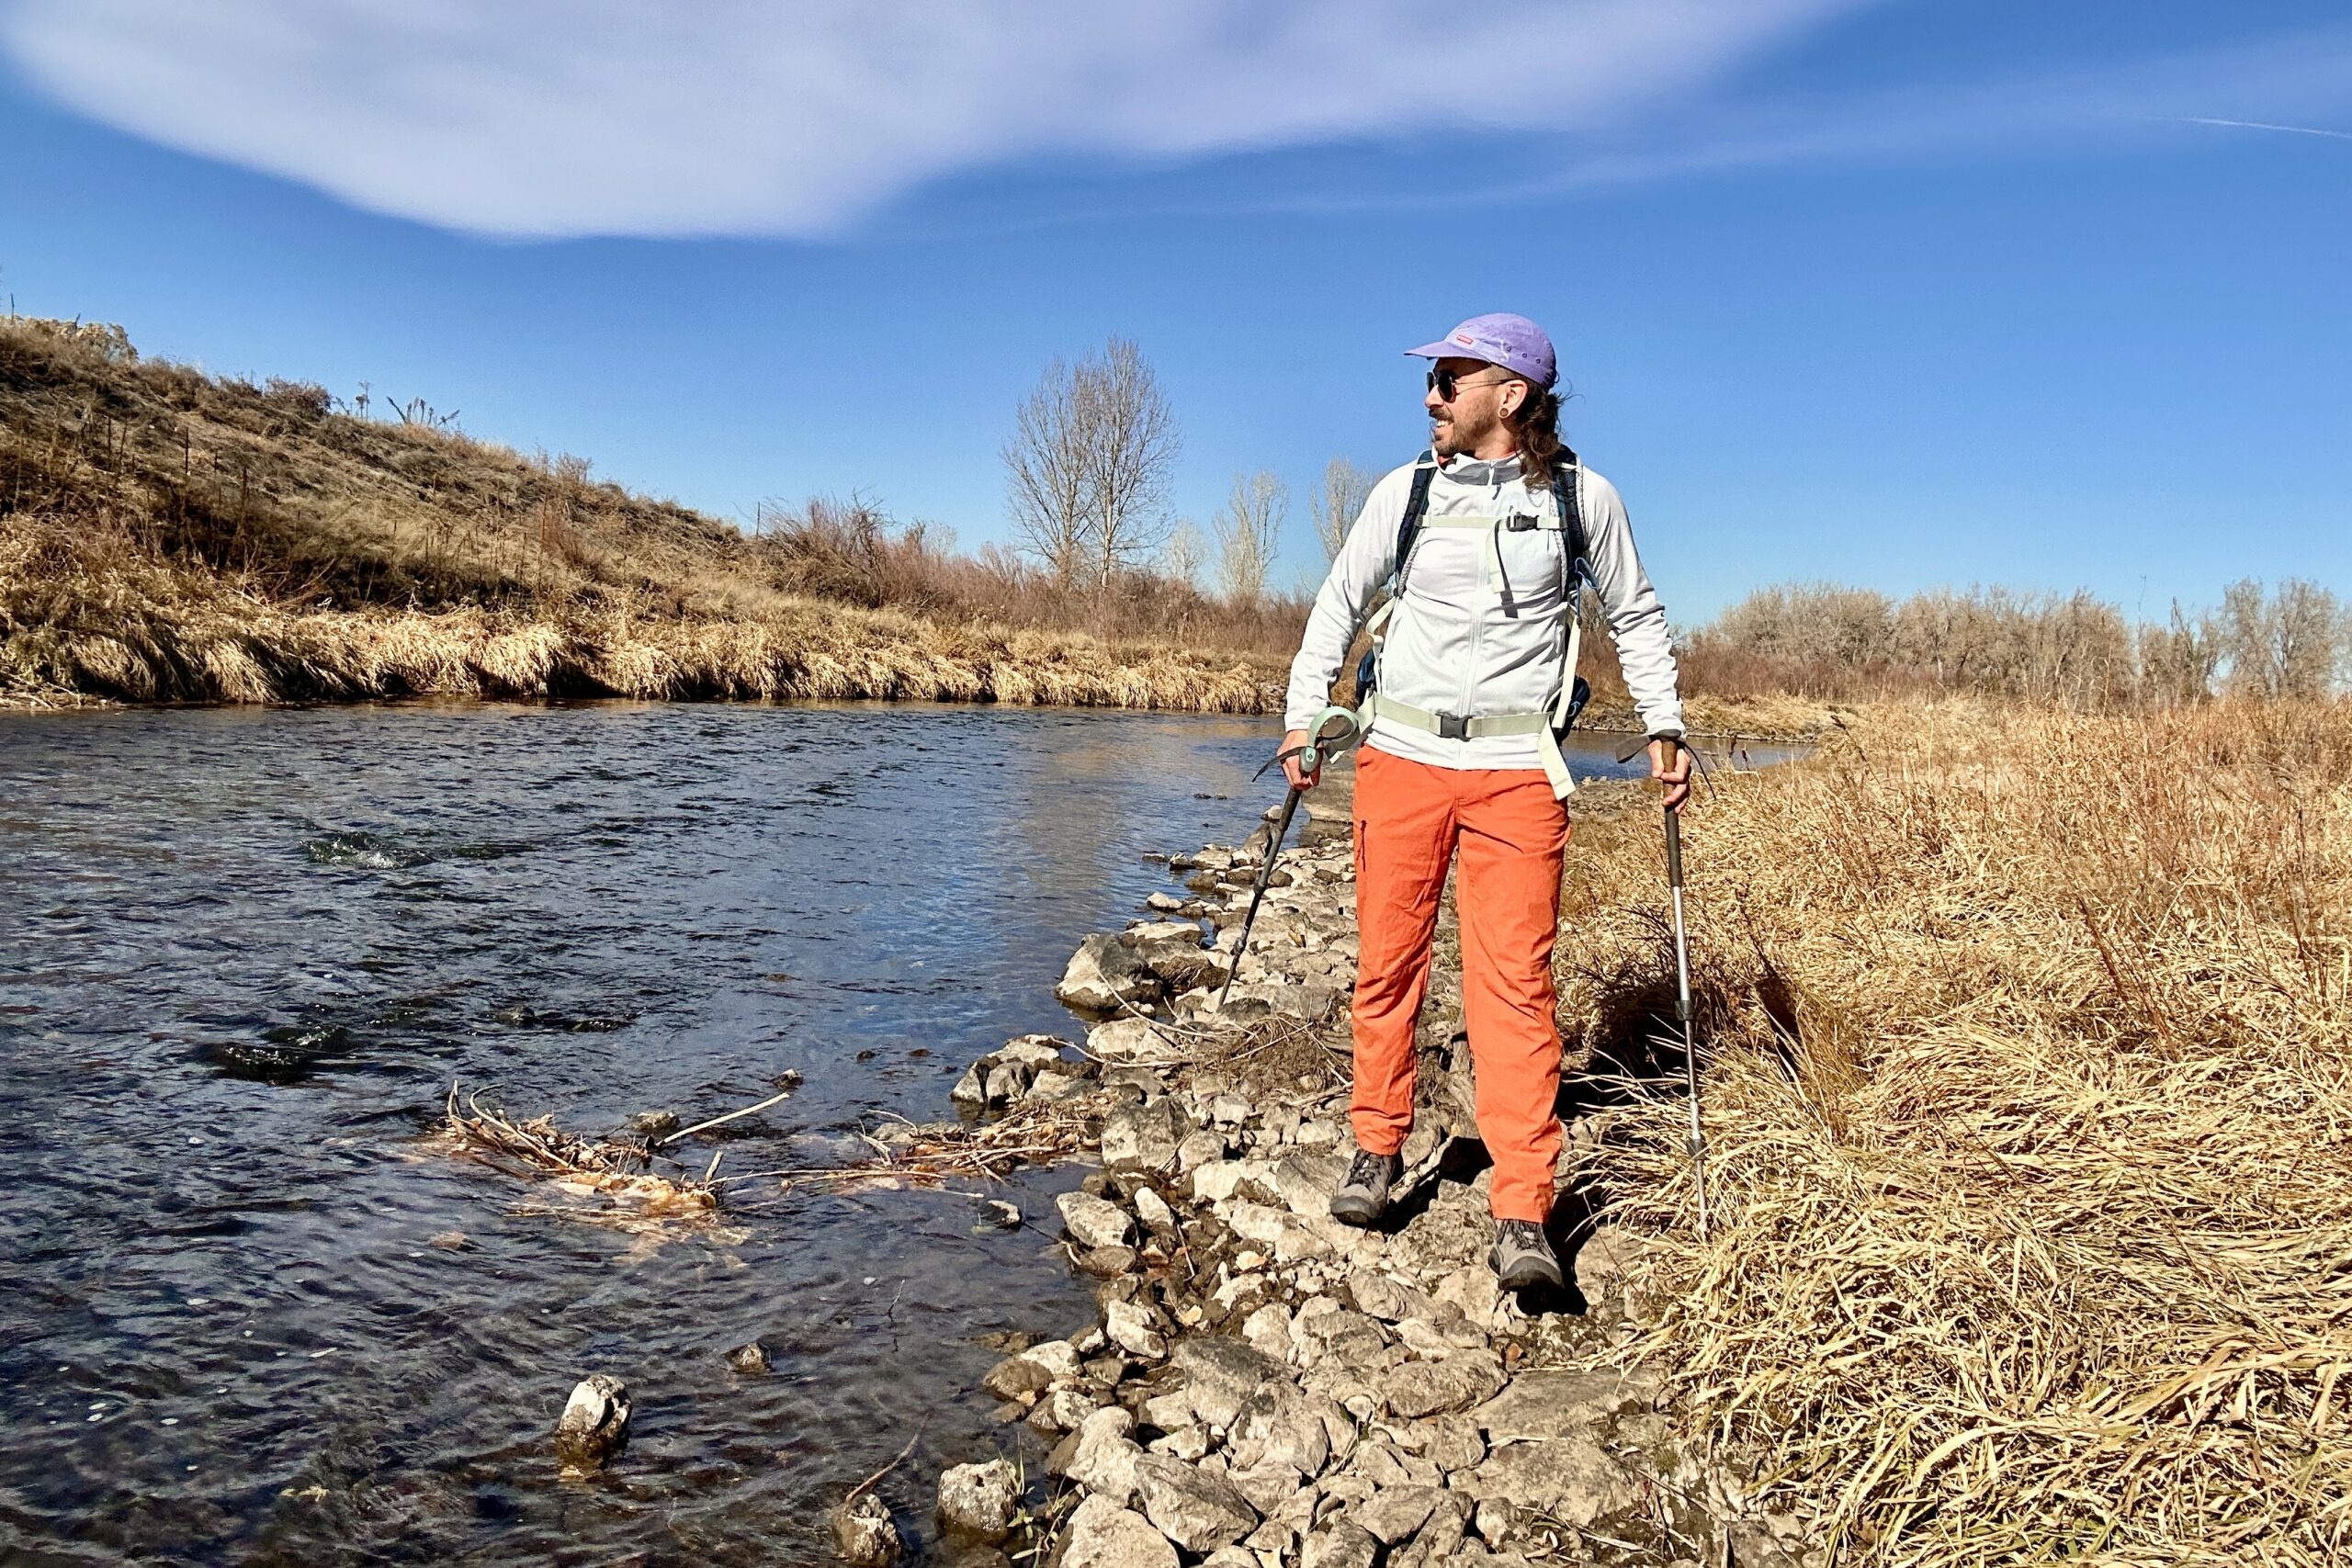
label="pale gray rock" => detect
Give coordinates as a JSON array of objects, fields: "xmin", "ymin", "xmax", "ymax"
[
  {"xmin": 1106, "ymin": 1299, "xmax": 1169, "ymax": 1360},
  {"xmin": 1383, "ymin": 1352, "xmax": 1507, "ymax": 1418},
  {"xmin": 1136, "ymin": 1457, "xmax": 1259, "ymax": 1552},
  {"xmin": 1170, "ymin": 1337, "xmax": 1282, "ymax": 1430},
  {"xmin": 997, "ymin": 1035, "xmax": 1068, "ymax": 1071},
  {"xmin": 1145, "ymin": 1424, "xmax": 1210, "ymax": 1461},
  {"xmin": 936, "ymin": 1459, "xmax": 1020, "ymax": 1543},
  {"xmin": 1226, "ymin": 1457, "xmax": 1305, "ymax": 1515},
  {"xmin": 1101, "ymin": 1099, "xmax": 1191, "ymax": 1175},
  {"xmin": 1057, "ymin": 1191, "xmax": 1135, "ymax": 1251},
  {"xmin": 1349, "ymin": 1270, "xmax": 1437, "ymax": 1324},
  {"xmin": 831, "ymin": 1491, "xmax": 900, "ymax": 1566},
  {"xmin": 1472, "ymin": 1435, "xmax": 1641, "ymax": 1527},
  {"xmin": 1020, "ymin": 1338, "xmax": 1083, "ymax": 1382},
  {"xmin": 1057, "ymin": 935, "xmax": 1165, "ymax": 1012},
  {"xmin": 1174, "ymin": 1129, "xmax": 1228, "ymax": 1172},
  {"xmin": 950, "ymin": 1064, "xmax": 989, "ymax": 1108},
  {"xmin": 1060, "ymin": 1407, "xmax": 1145, "ymax": 1506},
  {"xmin": 552, "ymin": 1373, "xmax": 630, "ymax": 1473},
  {"xmin": 1238, "ymin": 1302, "xmax": 1295, "ymax": 1361},
  {"xmin": 1227, "ymin": 1384, "xmax": 1330, "ymax": 1478},
  {"xmin": 1061, "ymin": 1495, "xmax": 1180, "ymax": 1568},
  {"xmin": 1470, "ymin": 1367, "xmax": 1660, "ymax": 1442},
  {"xmin": 1139, "ymin": 1387, "xmax": 1193, "ymax": 1430},
  {"xmin": 1087, "ymin": 1017, "xmax": 1162, "ymax": 1064},
  {"xmin": 1132, "ymin": 1186, "xmax": 1177, "ymax": 1232},
  {"xmin": 1301, "ymin": 1519, "xmax": 1380, "ymax": 1568},
  {"xmin": 1572, "ymin": 1223, "xmax": 1656, "ymax": 1303},
  {"xmin": 1357, "ymin": 1483, "xmax": 1443, "ymax": 1545}
]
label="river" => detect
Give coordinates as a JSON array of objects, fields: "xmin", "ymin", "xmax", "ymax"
[{"xmin": 0, "ymin": 702, "xmax": 1687, "ymax": 1565}]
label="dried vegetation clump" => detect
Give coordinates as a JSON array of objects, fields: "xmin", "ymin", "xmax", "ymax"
[
  {"xmin": 1560, "ymin": 699, "xmax": 2352, "ymax": 1563},
  {"xmin": 439, "ymin": 1085, "xmax": 719, "ymax": 1224},
  {"xmin": 0, "ymin": 318, "xmax": 1270, "ymax": 709}
]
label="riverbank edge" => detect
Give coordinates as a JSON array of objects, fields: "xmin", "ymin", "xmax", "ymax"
[{"xmin": 890, "ymin": 773, "xmax": 1808, "ymax": 1568}]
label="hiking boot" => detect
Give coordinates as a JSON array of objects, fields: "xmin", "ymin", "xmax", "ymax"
[
  {"xmin": 1488, "ymin": 1219, "xmax": 1565, "ymax": 1291},
  {"xmin": 1329, "ymin": 1147, "xmax": 1401, "ymax": 1228}
]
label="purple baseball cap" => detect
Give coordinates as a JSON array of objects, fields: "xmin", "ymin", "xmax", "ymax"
[{"xmin": 1405, "ymin": 312, "xmax": 1556, "ymax": 387}]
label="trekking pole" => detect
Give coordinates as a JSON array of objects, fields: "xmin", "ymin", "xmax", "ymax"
[
  {"xmin": 1663, "ymin": 775, "xmax": 1712, "ymax": 1241},
  {"xmin": 1218, "ymin": 707, "xmax": 1361, "ymax": 1009}
]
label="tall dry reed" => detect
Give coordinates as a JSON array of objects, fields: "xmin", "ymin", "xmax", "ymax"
[{"xmin": 1559, "ymin": 700, "xmax": 2352, "ymax": 1564}]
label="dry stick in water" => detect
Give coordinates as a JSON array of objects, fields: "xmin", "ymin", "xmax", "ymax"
[
  {"xmin": 656, "ymin": 1085, "xmax": 798, "ymax": 1148},
  {"xmin": 844, "ymin": 1428, "xmax": 923, "ymax": 1503}
]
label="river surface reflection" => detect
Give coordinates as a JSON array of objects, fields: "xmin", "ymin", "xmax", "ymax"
[{"xmin": 0, "ymin": 701, "xmax": 1711, "ymax": 1564}]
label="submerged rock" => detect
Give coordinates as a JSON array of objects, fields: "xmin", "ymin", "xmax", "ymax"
[
  {"xmin": 832, "ymin": 1490, "xmax": 901, "ymax": 1565},
  {"xmin": 726, "ymin": 1340, "xmax": 772, "ymax": 1375},
  {"xmin": 552, "ymin": 1373, "xmax": 630, "ymax": 1473},
  {"xmin": 936, "ymin": 1457, "xmax": 1021, "ymax": 1543}
]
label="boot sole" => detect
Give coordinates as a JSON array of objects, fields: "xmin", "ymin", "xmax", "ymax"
[{"xmin": 1491, "ymin": 1251, "xmax": 1566, "ymax": 1291}]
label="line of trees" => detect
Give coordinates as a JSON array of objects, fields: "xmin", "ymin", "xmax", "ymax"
[{"xmin": 1685, "ymin": 579, "xmax": 2352, "ymax": 707}]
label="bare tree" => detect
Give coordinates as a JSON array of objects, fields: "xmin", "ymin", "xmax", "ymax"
[
  {"xmin": 1002, "ymin": 355, "xmax": 1092, "ymax": 585},
  {"xmin": 1310, "ymin": 457, "xmax": 1376, "ymax": 561},
  {"xmin": 1001, "ymin": 338, "xmax": 1181, "ymax": 592},
  {"xmin": 1214, "ymin": 469, "xmax": 1287, "ymax": 607},
  {"xmin": 1084, "ymin": 337, "xmax": 1180, "ymax": 590},
  {"xmin": 1161, "ymin": 519, "xmax": 1207, "ymax": 589},
  {"xmin": 2137, "ymin": 601, "xmax": 2218, "ymax": 706}
]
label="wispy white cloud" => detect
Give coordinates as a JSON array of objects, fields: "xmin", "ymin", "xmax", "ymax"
[
  {"xmin": 2182, "ymin": 116, "xmax": 2352, "ymax": 142},
  {"xmin": 0, "ymin": 0, "xmax": 1872, "ymax": 238}
]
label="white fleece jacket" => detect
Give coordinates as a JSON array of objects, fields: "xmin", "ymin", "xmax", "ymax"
[{"xmin": 1284, "ymin": 451, "xmax": 1684, "ymax": 771}]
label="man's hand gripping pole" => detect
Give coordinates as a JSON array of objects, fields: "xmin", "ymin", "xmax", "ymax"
[{"xmin": 1218, "ymin": 708, "xmax": 1362, "ymax": 1009}]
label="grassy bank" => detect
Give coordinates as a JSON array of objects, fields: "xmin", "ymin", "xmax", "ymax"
[
  {"xmin": 0, "ymin": 318, "xmax": 1272, "ymax": 709},
  {"xmin": 1559, "ymin": 699, "xmax": 2350, "ymax": 1562}
]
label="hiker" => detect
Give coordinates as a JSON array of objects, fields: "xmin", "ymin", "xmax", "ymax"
[{"xmin": 1281, "ymin": 312, "xmax": 1690, "ymax": 1290}]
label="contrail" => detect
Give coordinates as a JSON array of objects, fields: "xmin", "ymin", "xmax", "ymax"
[{"xmin": 2181, "ymin": 116, "xmax": 2352, "ymax": 142}]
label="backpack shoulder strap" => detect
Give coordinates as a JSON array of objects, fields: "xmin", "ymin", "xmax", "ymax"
[
  {"xmin": 1555, "ymin": 446, "xmax": 1589, "ymax": 586},
  {"xmin": 1393, "ymin": 450, "xmax": 1439, "ymax": 587}
]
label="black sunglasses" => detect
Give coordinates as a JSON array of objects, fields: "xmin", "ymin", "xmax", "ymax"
[{"xmin": 1426, "ymin": 366, "xmax": 1513, "ymax": 401}]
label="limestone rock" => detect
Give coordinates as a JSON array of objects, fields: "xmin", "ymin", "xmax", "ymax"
[
  {"xmin": 1135, "ymin": 1456, "xmax": 1260, "ymax": 1552},
  {"xmin": 1227, "ymin": 1383, "xmax": 1331, "ymax": 1478},
  {"xmin": 1300, "ymin": 1519, "xmax": 1380, "ymax": 1568},
  {"xmin": 1059, "ymin": 1407, "xmax": 1145, "ymax": 1506},
  {"xmin": 1383, "ymin": 1352, "xmax": 1507, "ymax": 1418},
  {"xmin": 981, "ymin": 1355, "xmax": 1051, "ymax": 1404},
  {"xmin": 552, "ymin": 1373, "xmax": 630, "ymax": 1473},
  {"xmin": 1087, "ymin": 1017, "xmax": 1162, "ymax": 1063},
  {"xmin": 1357, "ymin": 1484, "xmax": 1443, "ymax": 1545},
  {"xmin": 1060, "ymin": 1495, "xmax": 1180, "ymax": 1568},
  {"xmin": 1101, "ymin": 1099, "xmax": 1192, "ymax": 1175},
  {"xmin": 1349, "ymin": 1270, "xmax": 1437, "ymax": 1324},
  {"xmin": 1472, "ymin": 1435, "xmax": 1641, "ymax": 1528},
  {"xmin": 1106, "ymin": 1299, "xmax": 1169, "ymax": 1360},
  {"xmin": 832, "ymin": 1492, "xmax": 900, "ymax": 1566},
  {"xmin": 937, "ymin": 1458, "xmax": 1020, "ymax": 1543},
  {"xmin": 1169, "ymin": 1337, "xmax": 1282, "ymax": 1429},
  {"xmin": 1470, "ymin": 1367, "xmax": 1659, "ymax": 1443},
  {"xmin": 726, "ymin": 1340, "xmax": 771, "ymax": 1375},
  {"xmin": 1057, "ymin": 1191, "xmax": 1136, "ymax": 1251},
  {"xmin": 1057, "ymin": 935, "xmax": 1165, "ymax": 1012}
]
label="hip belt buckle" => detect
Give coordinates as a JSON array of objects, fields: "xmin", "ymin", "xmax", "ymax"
[{"xmin": 1434, "ymin": 711, "xmax": 1471, "ymax": 740}]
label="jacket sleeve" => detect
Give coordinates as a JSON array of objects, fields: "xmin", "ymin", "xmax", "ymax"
[
  {"xmin": 1578, "ymin": 470, "xmax": 1686, "ymax": 739},
  {"xmin": 1283, "ymin": 467, "xmax": 1409, "ymax": 731}
]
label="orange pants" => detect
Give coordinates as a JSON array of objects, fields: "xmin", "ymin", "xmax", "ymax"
[{"xmin": 1349, "ymin": 746, "xmax": 1569, "ymax": 1223}]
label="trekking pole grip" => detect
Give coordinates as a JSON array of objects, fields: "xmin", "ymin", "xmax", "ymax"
[{"xmin": 1664, "ymin": 803, "xmax": 1684, "ymax": 891}]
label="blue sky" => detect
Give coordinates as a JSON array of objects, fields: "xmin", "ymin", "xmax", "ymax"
[{"xmin": 2, "ymin": 0, "xmax": 2346, "ymax": 623}]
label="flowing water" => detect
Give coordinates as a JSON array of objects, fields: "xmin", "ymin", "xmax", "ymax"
[{"xmin": 0, "ymin": 702, "xmax": 1705, "ymax": 1565}]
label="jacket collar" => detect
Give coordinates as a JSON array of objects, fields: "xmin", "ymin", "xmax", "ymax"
[{"xmin": 1436, "ymin": 450, "xmax": 1527, "ymax": 487}]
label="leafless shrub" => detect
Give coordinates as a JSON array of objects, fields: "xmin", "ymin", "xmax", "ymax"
[{"xmin": 2215, "ymin": 576, "xmax": 2346, "ymax": 699}]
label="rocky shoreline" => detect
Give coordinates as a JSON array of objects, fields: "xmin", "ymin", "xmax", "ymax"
[{"xmin": 889, "ymin": 805, "xmax": 1815, "ymax": 1568}]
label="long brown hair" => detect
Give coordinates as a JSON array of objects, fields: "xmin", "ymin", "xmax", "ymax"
[{"xmin": 1510, "ymin": 382, "xmax": 1567, "ymax": 487}]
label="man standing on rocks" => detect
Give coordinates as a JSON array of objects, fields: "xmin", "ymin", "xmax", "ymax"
[{"xmin": 1280, "ymin": 312, "xmax": 1690, "ymax": 1290}]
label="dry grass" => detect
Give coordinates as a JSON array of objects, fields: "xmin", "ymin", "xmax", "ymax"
[
  {"xmin": 0, "ymin": 317, "xmax": 1274, "ymax": 709},
  {"xmin": 1557, "ymin": 698, "xmax": 2352, "ymax": 1564}
]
